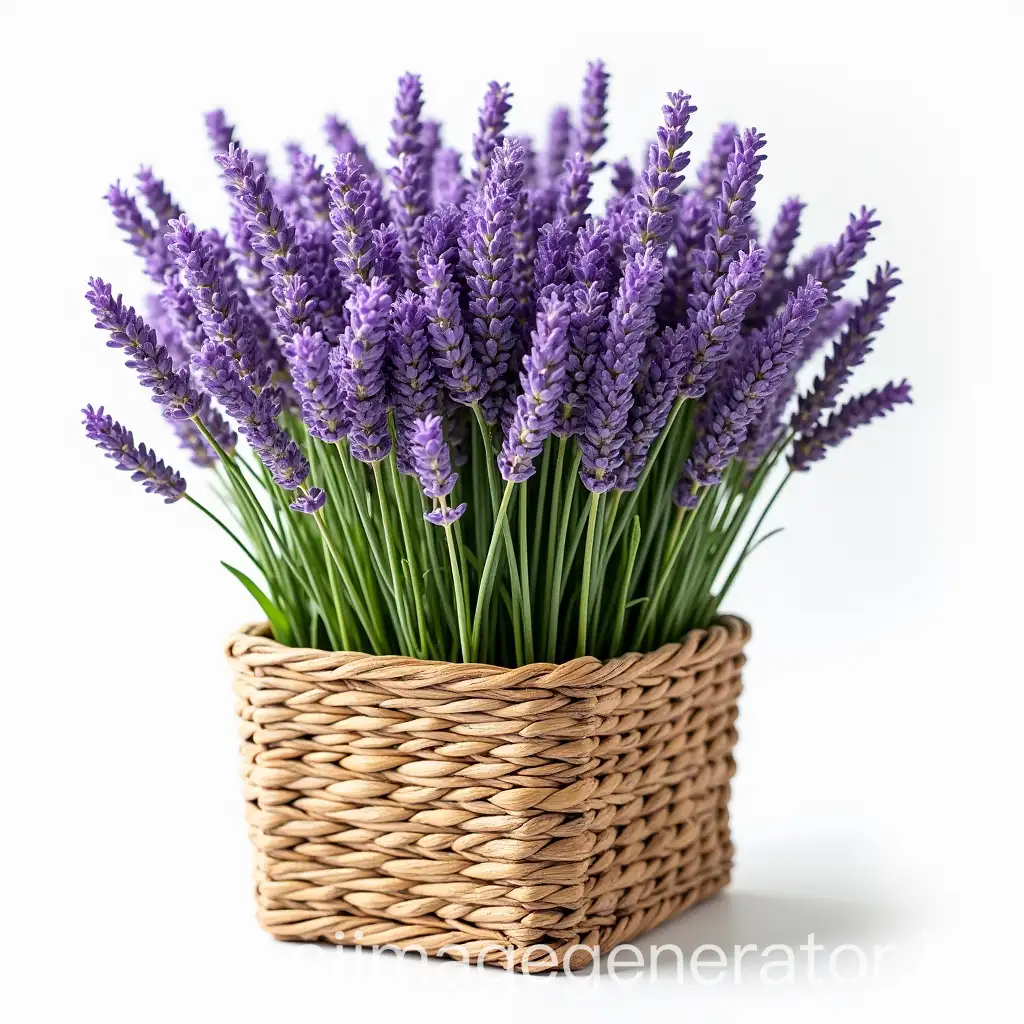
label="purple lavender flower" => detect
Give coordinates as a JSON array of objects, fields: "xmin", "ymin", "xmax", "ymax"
[
  {"xmin": 579, "ymin": 245, "xmax": 663, "ymax": 492},
  {"xmin": 555, "ymin": 218, "xmax": 611, "ymax": 438},
  {"xmin": 370, "ymin": 223, "xmax": 401, "ymax": 289},
  {"xmin": 388, "ymin": 73, "xmax": 429, "ymax": 288},
  {"xmin": 534, "ymin": 217, "xmax": 574, "ymax": 295},
  {"xmin": 689, "ymin": 128, "xmax": 766, "ymax": 315},
  {"xmin": 285, "ymin": 327, "xmax": 347, "ymax": 442},
  {"xmin": 324, "ymin": 115, "xmax": 378, "ymax": 177},
  {"xmin": 166, "ymin": 217, "xmax": 272, "ymax": 394},
  {"xmin": 510, "ymin": 193, "xmax": 538, "ymax": 329},
  {"xmin": 813, "ymin": 207, "xmax": 880, "ymax": 302},
  {"xmin": 749, "ymin": 196, "xmax": 805, "ymax": 322},
  {"xmin": 579, "ymin": 60, "xmax": 610, "ymax": 168},
  {"xmin": 87, "ymin": 278, "xmax": 203, "ymax": 419},
  {"xmin": 610, "ymin": 158, "xmax": 634, "ymax": 197},
  {"xmin": 628, "ymin": 91, "xmax": 697, "ymax": 262},
  {"xmin": 136, "ymin": 167, "xmax": 182, "ymax": 226},
  {"xmin": 410, "ymin": 414, "xmax": 466, "ymax": 524},
  {"xmin": 790, "ymin": 380, "xmax": 912, "ymax": 471},
  {"xmin": 677, "ymin": 245, "xmax": 768, "ymax": 399},
  {"xmin": 499, "ymin": 289, "xmax": 571, "ymax": 482},
  {"xmin": 421, "ymin": 204, "xmax": 463, "ymax": 272},
  {"xmin": 557, "ymin": 153, "xmax": 592, "ymax": 235},
  {"xmin": 289, "ymin": 487, "xmax": 327, "ymax": 514},
  {"xmin": 83, "ymin": 405, "xmax": 186, "ymax": 502},
  {"xmin": 616, "ymin": 324, "xmax": 690, "ymax": 491},
  {"xmin": 660, "ymin": 190, "xmax": 711, "ymax": 326},
  {"xmin": 334, "ymin": 278, "xmax": 392, "ymax": 462},
  {"xmin": 218, "ymin": 147, "xmax": 322, "ymax": 342},
  {"xmin": 791, "ymin": 263, "xmax": 901, "ymax": 434},
  {"xmin": 472, "ymin": 81, "xmax": 512, "ymax": 184},
  {"xmin": 676, "ymin": 278, "xmax": 828, "ymax": 503},
  {"xmin": 105, "ymin": 183, "xmax": 173, "ymax": 283},
  {"xmin": 459, "ymin": 138, "xmax": 525, "ymax": 422},
  {"xmin": 287, "ymin": 148, "xmax": 332, "ymax": 230},
  {"xmin": 389, "ymin": 290, "xmax": 438, "ymax": 472},
  {"xmin": 204, "ymin": 109, "xmax": 235, "ymax": 154},
  {"xmin": 418, "ymin": 254, "xmax": 485, "ymax": 405},
  {"xmin": 545, "ymin": 106, "xmax": 572, "ymax": 183},
  {"xmin": 434, "ymin": 147, "xmax": 470, "ymax": 207},
  {"xmin": 329, "ymin": 152, "xmax": 381, "ymax": 291},
  {"xmin": 696, "ymin": 123, "xmax": 738, "ymax": 201}
]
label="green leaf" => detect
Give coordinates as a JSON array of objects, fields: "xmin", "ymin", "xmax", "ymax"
[{"xmin": 222, "ymin": 561, "xmax": 294, "ymax": 647}]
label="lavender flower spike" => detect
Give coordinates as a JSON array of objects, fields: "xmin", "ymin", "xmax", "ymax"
[
  {"xmin": 289, "ymin": 487, "xmax": 327, "ymax": 514},
  {"xmin": 87, "ymin": 278, "xmax": 203, "ymax": 420},
  {"xmin": 434, "ymin": 147, "xmax": 470, "ymax": 208},
  {"xmin": 676, "ymin": 277, "xmax": 828, "ymax": 504},
  {"xmin": 459, "ymin": 138, "xmax": 526, "ymax": 422},
  {"xmin": 814, "ymin": 206, "xmax": 881, "ymax": 302},
  {"xmin": 791, "ymin": 263, "xmax": 902, "ymax": 433},
  {"xmin": 689, "ymin": 128, "xmax": 767, "ymax": 314},
  {"xmin": 83, "ymin": 405, "xmax": 186, "ymax": 502},
  {"xmin": 472, "ymin": 81, "xmax": 512, "ymax": 184},
  {"xmin": 499, "ymin": 289, "xmax": 572, "ymax": 483},
  {"xmin": 387, "ymin": 73, "xmax": 429, "ymax": 288},
  {"xmin": 611, "ymin": 158, "xmax": 634, "ymax": 197},
  {"xmin": 545, "ymin": 106, "xmax": 573, "ymax": 185},
  {"xmin": 389, "ymin": 290, "xmax": 438, "ymax": 473},
  {"xmin": 555, "ymin": 218, "xmax": 612, "ymax": 438},
  {"xmin": 750, "ymin": 196, "xmax": 805, "ymax": 320},
  {"xmin": 418, "ymin": 254, "xmax": 486, "ymax": 405},
  {"xmin": 286, "ymin": 327, "xmax": 348, "ymax": 442},
  {"xmin": 105, "ymin": 183, "xmax": 172, "ymax": 283},
  {"xmin": 678, "ymin": 245, "xmax": 768, "ymax": 399},
  {"xmin": 579, "ymin": 245, "xmax": 663, "ymax": 493},
  {"xmin": 136, "ymin": 167, "xmax": 183, "ymax": 226},
  {"xmin": 579, "ymin": 60, "xmax": 610, "ymax": 169},
  {"xmin": 411, "ymin": 415, "xmax": 467, "ymax": 525},
  {"xmin": 790, "ymin": 380, "xmax": 912, "ymax": 471},
  {"xmin": 696, "ymin": 123, "xmax": 738, "ymax": 202},
  {"xmin": 204, "ymin": 109, "xmax": 234, "ymax": 154},
  {"xmin": 628, "ymin": 90, "xmax": 697, "ymax": 262},
  {"xmin": 334, "ymin": 278, "xmax": 392, "ymax": 462},
  {"xmin": 329, "ymin": 152, "xmax": 380, "ymax": 290},
  {"xmin": 557, "ymin": 153, "xmax": 592, "ymax": 235}
]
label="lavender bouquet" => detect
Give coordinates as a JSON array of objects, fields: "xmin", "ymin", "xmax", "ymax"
[{"xmin": 84, "ymin": 63, "xmax": 911, "ymax": 667}]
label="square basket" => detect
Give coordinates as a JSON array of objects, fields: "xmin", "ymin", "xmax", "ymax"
[{"xmin": 227, "ymin": 616, "xmax": 749, "ymax": 972}]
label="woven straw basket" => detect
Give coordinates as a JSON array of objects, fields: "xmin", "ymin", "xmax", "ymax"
[{"xmin": 227, "ymin": 615, "xmax": 750, "ymax": 972}]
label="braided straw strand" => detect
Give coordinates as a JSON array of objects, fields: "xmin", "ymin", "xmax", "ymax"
[{"xmin": 227, "ymin": 616, "xmax": 750, "ymax": 972}]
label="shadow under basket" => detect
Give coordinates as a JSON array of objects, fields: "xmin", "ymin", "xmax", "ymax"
[{"xmin": 226, "ymin": 616, "xmax": 750, "ymax": 972}]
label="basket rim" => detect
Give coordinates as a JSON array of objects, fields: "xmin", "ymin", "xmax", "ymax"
[{"xmin": 225, "ymin": 614, "xmax": 751, "ymax": 684}]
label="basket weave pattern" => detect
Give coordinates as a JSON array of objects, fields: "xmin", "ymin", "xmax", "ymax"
[{"xmin": 227, "ymin": 616, "xmax": 750, "ymax": 971}]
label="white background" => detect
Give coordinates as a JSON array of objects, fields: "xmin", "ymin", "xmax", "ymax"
[{"xmin": 1, "ymin": 0, "xmax": 1020, "ymax": 1020}]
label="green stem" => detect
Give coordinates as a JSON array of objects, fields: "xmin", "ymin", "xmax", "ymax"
[
  {"xmin": 470, "ymin": 480, "xmax": 516, "ymax": 661},
  {"xmin": 183, "ymin": 494, "xmax": 260, "ymax": 569},
  {"xmin": 372, "ymin": 460, "xmax": 418, "ymax": 656},
  {"xmin": 608, "ymin": 516, "xmax": 642, "ymax": 658},
  {"xmin": 576, "ymin": 491, "xmax": 601, "ymax": 657},
  {"xmin": 439, "ymin": 498, "xmax": 472, "ymax": 663},
  {"xmin": 518, "ymin": 479, "xmax": 533, "ymax": 663}
]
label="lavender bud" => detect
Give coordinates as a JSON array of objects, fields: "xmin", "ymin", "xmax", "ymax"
[
  {"xmin": 289, "ymin": 487, "xmax": 327, "ymax": 514},
  {"xmin": 545, "ymin": 106, "xmax": 572, "ymax": 184},
  {"xmin": 285, "ymin": 327, "xmax": 348, "ymax": 442},
  {"xmin": 387, "ymin": 73, "xmax": 429, "ymax": 288},
  {"xmin": 83, "ymin": 405, "xmax": 186, "ymax": 503},
  {"xmin": 329, "ymin": 152, "xmax": 380, "ymax": 291},
  {"xmin": 790, "ymin": 381, "xmax": 912, "ymax": 471},
  {"xmin": 136, "ymin": 167, "xmax": 182, "ymax": 227},
  {"xmin": 434, "ymin": 147, "xmax": 470, "ymax": 207},
  {"xmin": 499, "ymin": 289, "xmax": 571, "ymax": 483},
  {"xmin": 579, "ymin": 60, "xmax": 610, "ymax": 169},
  {"xmin": 87, "ymin": 278, "xmax": 203, "ymax": 420},
  {"xmin": 459, "ymin": 139, "xmax": 526, "ymax": 422},
  {"xmin": 557, "ymin": 153, "xmax": 592, "ymax": 235},
  {"xmin": 696, "ymin": 123, "xmax": 738, "ymax": 202},
  {"xmin": 472, "ymin": 81, "xmax": 512, "ymax": 184},
  {"xmin": 689, "ymin": 128, "xmax": 766, "ymax": 315},
  {"xmin": 389, "ymin": 290, "xmax": 438, "ymax": 472},
  {"xmin": 579, "ymin": 245, "xmax": 663, "ymax": 492},
  {"xmin": 334, "ymin": 278, "xmax": 392, "ymax": 462},
  {"xmin": 610, "ymin": 158, "xmax": 635, "ymax": 197},
  {"xmin": 791, "ymin": 263, "xmax": 901, "ymax": 434},
  {"xmin": 628, "ymin": 91, "xmax": 697, "ymax": 262}
]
